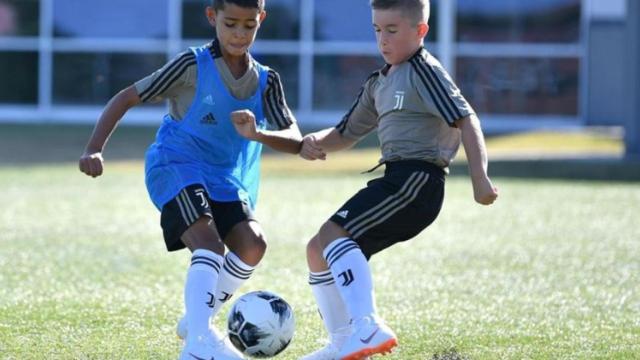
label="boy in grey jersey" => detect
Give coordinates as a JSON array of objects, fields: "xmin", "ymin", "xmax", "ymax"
[{"xmin": 299, "ymin": 1, "xmax": 498, "ymax": 359}]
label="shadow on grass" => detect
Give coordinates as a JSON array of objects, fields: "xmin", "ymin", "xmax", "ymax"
[
  {"xmin": 432, "ymin": 348, "xmax": 470, "ymax": 360},
  {"xmin": 0, "ymin": 123, "xmax": 156, "ymax": 165}
]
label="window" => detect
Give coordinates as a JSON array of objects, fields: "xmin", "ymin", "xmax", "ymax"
[
  {"xmin": 53, "ymin": 52, "xmax": 166, "ymax": 105},
  {"xmin": 257, "ymin": 0, "xmax": 299, "ymax": 40},
  {"xmin": 456, "ymin": 57, "xmax": 579, "ymax": 115},
  {"xmin": 457, "ymin": 0, "xmax": 581, "ymax": 43},
  {"xmin": 253, "ymin": 54, "xmax": 299, "ymax": 108},
  {"xmin": 0, "ymin": 0, "xmax": 39, "ymax": 36},
  {"xmin": 53, "ymin": 0, "xmax": 168, "ymax": 38},
  {"xmin": 426, "ymin": 0, "xmax": 439, "ymax": 42},
  {"xmin": 314, "ymin": 1, "xmax": 374, "ymax": 42},
  {"xmin": 181, "ymin": 0, "xmax": 299, "ymax": 40},
  {"xmin": 313, "ymin": 55, "xmax": 382, "ymax": 110},
  {"xmin": 313, "ymin": 0, "xmax": 439, "ymax": 42},
  {"xmin": 181, "ymin": 0, "xmax": 213, "ymax": 39},
  {"xmin": 0, "ymin": 51, "xmax": 38, "ymax": 104}
]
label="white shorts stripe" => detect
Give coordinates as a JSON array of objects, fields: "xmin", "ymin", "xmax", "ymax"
[
  {"xmin": 178, "ymin": 190, "xmax": 196, "ymax": 224},
  {"xmin": 181, "ymin": 189, "xmax": 200, "ymax": 222},
  {"xmin": 176, "ymin": 192, "xmax": 194, "ymax": 224},
  {"xmin": 351, "ymin": 173, "xmax": 430, "ymax": 239},
  {"xmin": 344, "ymin": 171, "xmax": 422, "ymax": 230},
  {"xmin": 347, "ymin": 172, "xmax": 429, "ymax": 237}
]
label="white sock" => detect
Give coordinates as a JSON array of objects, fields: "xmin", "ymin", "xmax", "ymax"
[
  {"xmin": 185, "ymin": 249, "xmax": 223, "ymax": 341},
  {"xmin": 211, "ymin": 251, "xmax": 255, "ymax": 318},
  {"xmin": 309, "ymin": 270, "xmax": 351, "ymax": 342},
  {"xmin": 323, "ymin": 237, "xmax": 377, "ymax": 322}
]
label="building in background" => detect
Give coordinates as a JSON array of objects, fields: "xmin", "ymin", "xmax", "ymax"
[{"xmin": 0, "ymin": 0, "xmax": 631, "ymax": 133}]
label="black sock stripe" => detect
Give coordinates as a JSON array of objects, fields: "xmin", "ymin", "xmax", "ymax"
[
  {"xmin": 324, "ymin": 239, "xmax": 358, "ymax": 263},
  {"xmin": 190, "ymin": 260, "xmax": 220, "ymax": 273},
  {"xmin": 224, "ymin": 257, "xmax": 253, "ymax": 275},
  {"xmin": 191, "ymin": 256, "xmax": 221, "ymax": 271},
  {"xmin": 223, "ymin": 262, "xmax": 252, "ymax": 279},
  {"xmin": 327, "ymin": 244, "xmax": 360, "ymax": 268},
  {"xmin": 309, "ymin": 278, "xmax": 335, "ymax": 286},
  {"xmin": 309, "ymin": 271, "xmax": 332, "ymax": 281},
  {"xmin": 325, "ymin": 242, "xmax": 359, "ymax": 265}
]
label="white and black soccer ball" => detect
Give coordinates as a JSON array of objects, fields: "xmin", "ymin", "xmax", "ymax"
[{"xmin": 227, "ymin": 291, "xmax": 295, "ymax": 358}]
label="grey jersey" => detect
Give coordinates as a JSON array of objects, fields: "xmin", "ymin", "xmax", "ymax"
[
  {"xmin": 336, "ymin": 47, "xmax": 474, "ymax": 168},
  {"xmin": 134, "ymin": 40, "xmax": 294, "ymax": 130}
]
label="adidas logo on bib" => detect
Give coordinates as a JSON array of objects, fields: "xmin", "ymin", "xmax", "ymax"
[
  {"xmin": 336, "ymin": 210, "xmax": 349, "ymax": 218},
  {"xmin": 203, "ymin": 94, "xmax": 215, "ymax": 105},
  {"xmin": 200, "ymin": 112, "xmax": 217, "ymax": 125}
]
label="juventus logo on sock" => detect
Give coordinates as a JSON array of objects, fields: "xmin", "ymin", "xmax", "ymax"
[
  {"xmin": 206, "ymin": 292, "xmax": 215, "ymax": 308},
  {"xmin": 338, "ymin": 269, "xmax": 354, "ymax": 286},
  {"xmin": 219, "ymin": 291, "xmax": 232, "ymax": 302}
]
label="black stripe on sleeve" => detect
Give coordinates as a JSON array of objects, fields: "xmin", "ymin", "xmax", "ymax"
[
  {"xmin": 420, "ymin": 56, "xmax": 463, "ymax": 120},
  {"xmin": 265, "ymin": 70, "xmax": 292, "ymax": 129},
  {"xmin": 335, "ymin": 71, "xmax": 380, "ymax": 133},
  {"xmin": 139, "ymin": 51, "xmax": 196, "ymax": 102},
  {"xmin": 409, "ymin": 58, "xmax": 453, "ymax": 123},
  {"xmin": 410, "ymin": 53, "xmax": 463, "ymax": 125}
]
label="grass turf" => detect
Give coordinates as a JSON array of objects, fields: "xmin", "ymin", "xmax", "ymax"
[{"xmin": 0, "ymin": 157, "xmax": 639, "ymax": 359}]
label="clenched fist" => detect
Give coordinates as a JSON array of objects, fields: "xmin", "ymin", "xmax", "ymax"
[
  {"xmin": 79, "ymin": 151, "xmax": 104, "ymax": 178},
  {"xmin": 231, "ymin": 109, "xmax": 259, "ymax": 140}
]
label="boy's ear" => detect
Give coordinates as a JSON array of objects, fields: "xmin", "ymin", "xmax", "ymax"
[
  {"xmin": 259, "ymin": 10, "xmax": 267, "ymax": 23},
  {"xmin": 206, "ymin": 6, "xmax": 217, "ymax": 26},
  {"xmin": 417, "ymin": 22, "xmax": 429, "ymax": 38}
]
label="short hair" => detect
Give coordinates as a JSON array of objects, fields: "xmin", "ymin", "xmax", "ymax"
[
  {"xmin": 370, "ymin": 0, "xmax": 430, "ymax": 25},
  {"xmin": 212, "ymin": 0, "xmax": 265, "ymax": 11}
]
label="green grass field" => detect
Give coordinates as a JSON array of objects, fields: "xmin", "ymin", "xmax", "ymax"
[{"xmin": 1, "ymin": 153, "xmax": 639, "ymax": 359}]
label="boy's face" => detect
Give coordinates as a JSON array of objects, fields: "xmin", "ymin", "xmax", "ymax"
[
  {"xmin": 207, "ymin": 4, "xmax": 266, "ymax": 57},
  {"xmin": 372, "ymin": 9, "xmax": 428, "ymax": 65}
]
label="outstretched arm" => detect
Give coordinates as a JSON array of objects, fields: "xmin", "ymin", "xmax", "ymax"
[
  {"xmin": 79, "ymin": 85, "xmax": 141, "ymax": 177},
  {"xmin": 231, "ymin": 110, "xmax": 303, "ymax": 154},
  {"xmin": 299, "ymin": 128, "xmax": 357, "ymax": 161},
  {"xmin": 456, "ymin": 114, "xmax": 498, "ymax": 205}
]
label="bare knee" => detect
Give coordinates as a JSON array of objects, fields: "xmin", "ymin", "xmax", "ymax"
[
  {"xmin": 225, "ymin": 221, "xmax": 267, "ymax": 266},
  {"xmin": 306, "ymin": 235, "xmax": 324, "ymax": 261},
  {"xmin": 244, "ymin": 232, "xmax": 267, "ymax": 265},
  {"xmin": 306, "ymin": 221, "xmax": 350, "ymax": 271},
  {"xmin": 182, "ymin": 217, "xmax": 225, "ymax": 254},
  {"xmin": 317, "ymin": 220, "xmax": 350, "ymax": 249},
  {"xmin": 306, "ymin": 234, "xmax": 328, "ymax": 272}
]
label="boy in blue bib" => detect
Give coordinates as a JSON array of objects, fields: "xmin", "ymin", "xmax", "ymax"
[{"xmin": 79, "ymin": 1, "xmax": 302, "ymax": 359}]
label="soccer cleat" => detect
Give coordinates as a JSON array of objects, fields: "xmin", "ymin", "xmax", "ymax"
[
  {"xmin": 337, "ymin": 316, "xmax": 397, "ymax": 360},
  {"xmin": 179, "ymin": 335, "xmax": 245, "ymax": 360},
  {"xmin": 300, "ymin": 327, "xmax": 371, "ymax": 360},
  {"xmin": 299, "ymin": 343, "xmax": 371, "ymax": 360},
  {"xmin": 177, "ymin": 316, "xmax": 245, "ymax": 359}
]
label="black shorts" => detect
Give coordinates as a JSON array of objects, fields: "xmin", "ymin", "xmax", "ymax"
[
  {"xmin": 160, "ymin": 184, "xmax": 255, "ymax": 252},
  {"xmin": 329, "ymin": 160, "xmax": 445, "ymax": 259}
]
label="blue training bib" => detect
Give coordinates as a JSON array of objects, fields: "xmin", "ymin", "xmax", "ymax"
[{"xmin": 144, "ymin": 45, "xmax": 269, "ymax": 210}]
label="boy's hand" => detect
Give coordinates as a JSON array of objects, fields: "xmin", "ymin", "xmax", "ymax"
[
  {"xmin": 231, "ymin": 109, "xmax": 259, "ymax": 140},
  {"xmin": 79, "ymin": 151, "xmax": 104, "ymax": 178},
  {"xmin": 471, "ymin": 175, "xmax": 498, "ymax": 205},
  {"xmin": 299, "ymin": 134, "xmax": 326, "ymax": 160}
]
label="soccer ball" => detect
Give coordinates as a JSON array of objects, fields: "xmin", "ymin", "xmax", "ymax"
[{"xmin": 227, "ymin": 291, "xmax": 295, "ymax": 358}]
